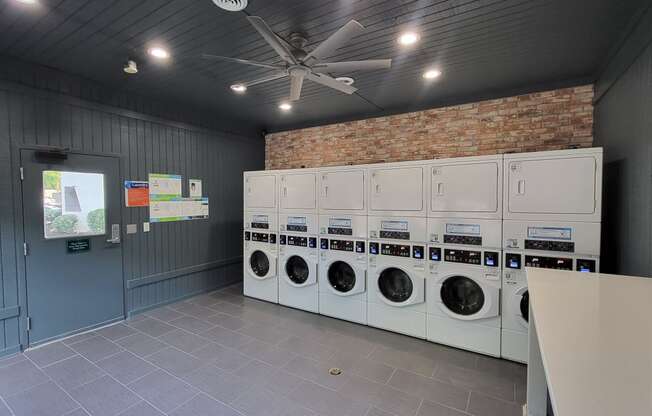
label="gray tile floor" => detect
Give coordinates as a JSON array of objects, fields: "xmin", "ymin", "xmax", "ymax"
[{"xmin": 0, "ymin": 283, "xmax": 526, "ymax": 416}]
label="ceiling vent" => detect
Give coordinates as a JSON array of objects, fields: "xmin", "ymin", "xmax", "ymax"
[{"xmin": 212, "ymin": 0, "xmax": 247, "ymax": 11}]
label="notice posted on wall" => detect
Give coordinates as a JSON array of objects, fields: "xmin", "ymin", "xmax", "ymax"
[
  {"xmin": 149, "ymin": 174, "xmax": 182, "ymax": 201},
  {"xmin": 189, "ymin": 179, "xmax": 202, "ymax": 198},
  {"xmin": 150, "ymin": 197, "xmax": 209, "ymax": 223},
  {"xmin": 124, "ymin": 181, "xmax": 149, "ymax": 207}
]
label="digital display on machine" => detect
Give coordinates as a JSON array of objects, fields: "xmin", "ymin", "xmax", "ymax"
[
  {"xmin": 369, "ymin": 242, "xmax": 379, "ymax": 255},
  {"xmin": 309, "ymin": 237, "xmax": 317, "ymax": 248},
  {"xmin": 320, "ymin": 238, "xmax": 328, "ymax": 249},
  {"xmin": 525, "ymin": 255, "xmax": 573, "ymax": 270},
  {"xmin": 287, "ymin": 216, "xmax": 308, "ymax": 232},
  {"xmin": 279, "ymin": 235, "xmax": 287, "ymax": 245},
  {"xmin": 381, "ymin": 243, "xmax": 411, "ymax": 257},
  {"xmin": 328, "ymin": 218, "xmax": 353, "ymax": 235},
  {"xmin": 505, "ymin": 253, "xmax": 522, "ymax": 269},
  {"xmin": 329, "ymin": 239, "xmax": 354, "ymax": 252},
  {"xmin": 443, "ymin": 235, "xmax": 483, "ymax": 246},
  {"xmin": 380, "ymin": 221, "xmax": 410, "ymax": 240},
  {"xmin": 527, "ymin": 227, "xmax": 572, "ymax": 241},
  {"xmin": 355, "ymin": 241, "xmax": 365, "ymax": 253},
  {"xmin": 446, "ymin": 223, "xmax": 481, "ymax": 235},
  {"xmin": 576, "ymin": 259, "xmax": 597, "ymax": 273},
  {"xmin": 524, "ymin": 240, "xmax": 575, "ymax": 252},
  {"xmin": 412, "ymin": 246, "xmax": 424, "ymax": 259},
  {"xmin": 484, "ymin": 251, "xmax": 499, "ymax": 267},
  {"xmin": 429, "ymin": 247, "xmax": 441, "ymax": 261},
  {"xmin": 251, "ymin": 215, "xmax": 269, "ymax": 229},
  {"xmin": 444, "ymin": 249, "xmax": 482, "ymax": 265}
]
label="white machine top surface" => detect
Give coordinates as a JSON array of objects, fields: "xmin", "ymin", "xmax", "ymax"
[{"xmin": 527, "ymin": 268, "xmax": 652, "ymax": 416}]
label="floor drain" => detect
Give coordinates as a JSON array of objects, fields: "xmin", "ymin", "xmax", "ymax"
[{"xmin": 329, "ymin": 368, "xmax": 342, "ymax": 376}]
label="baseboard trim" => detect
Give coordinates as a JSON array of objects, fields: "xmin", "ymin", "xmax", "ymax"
[{"xmin": 126, "ymin": 257, "xmax": 242, "ymax": 289}]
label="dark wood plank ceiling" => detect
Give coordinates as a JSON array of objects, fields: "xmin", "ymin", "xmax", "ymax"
[{"xmin": 0, "ymin": 0, "xmax": 646, "ymax": 132}]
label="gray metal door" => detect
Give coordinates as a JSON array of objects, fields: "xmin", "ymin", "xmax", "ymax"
[{"xmin": 21, "ymin": 149, "xmax": 124, "ymax": 345}]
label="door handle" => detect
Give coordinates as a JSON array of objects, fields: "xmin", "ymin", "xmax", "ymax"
[
  {"xmin": 517, "ymin": 180, "xmax": 525, "ymax": 195},
  {"xmin": 436, "ymin": 182, "xmax": 444, "ymax": 196},
  {"xmin": 107, "ymin": 224, "xmax": 120, "ymax": 244},
  {"xmin": 106, "ymin": 237, "xmax": 121, "ymax": 244}
]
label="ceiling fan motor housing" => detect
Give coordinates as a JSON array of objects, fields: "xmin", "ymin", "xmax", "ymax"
[{"xmin": 212, "ymin": 0, "xmax": 248, "ymax": 12}]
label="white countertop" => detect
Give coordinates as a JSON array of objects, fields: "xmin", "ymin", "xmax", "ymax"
[{"xmin": 527, "ymin": 268, "xmax": 652, "ymax": 416}]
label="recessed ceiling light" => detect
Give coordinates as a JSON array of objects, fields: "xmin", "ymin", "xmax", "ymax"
[
  {"xmin": 279, "ymin": 102, "xmax": 292, "ymax": 111},
  {"xmin": 398, "ymin": 32, "xmax": 419, "ymax": 46},
  {"xmin": 423, "ymin": 69, "xmax": 442, "ymax": 80},
  {"xmin": 230, "ymin": 84, "xmax": 247, "ymax": 93},
  {"xmin": 148, "ymin": 47, "xmax": 170, "ymax": 59},
  {"xmin": 335, "ymin": 77, "xmax": 355, "ymax": 86},
  {"xmin": 15, "ymin": 0, "xmax": 38, "ymax": 4}
]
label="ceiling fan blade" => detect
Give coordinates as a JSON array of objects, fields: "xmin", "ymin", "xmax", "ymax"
[
  {"xmin": 305, "ymin": 72, "xmax": 357, "ymax": 95},
  {"xmin": 242, "ymin": 72, "xmax": 288, "ymax": 87},
  {"xmin": 247, "ymin": 16, "xmax": 298, "ymax": 65},
  {"xmin": 290, "ymin": 73, "xmax": 305, "ymax": 101},
  {"xmin": 202, "ymin": 54, "xmax": 285, "ymax": 70},
  {"xmin": 304, "ymin": 20, "xmax": 364, "ymax": 63},
  {"xmin": 312, "ymin": 59, "xmax": 392, "ymax": 73}
]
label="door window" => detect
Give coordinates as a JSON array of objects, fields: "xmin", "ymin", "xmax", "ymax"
[
  {"xmin": 250, "ymin": 250, "xmax": 270, "ymax": 277},
  {"xmin": 440, "ymin": 276, "xmax": 485, "ymax": 316},
  {"xmin": 286, "ymin": 255, "xmax": 309, "ymax": 284},
  {"xmin": 520, "ymin": 290, "xmax": 529, "ymax": 322},
  {"xmin": 378, "ymin": 267, "xmax": 413, "ymax": 302},
  {"xmin": 43, "ymin": 171, "xmax": 105, "ymax": 239},
  {"xmin": 328, "ymin": 261, "xmax": 356, "ymax": 293}
]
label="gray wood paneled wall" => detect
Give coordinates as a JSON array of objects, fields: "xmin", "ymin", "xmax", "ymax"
[
  {"xmin": 0, "ymin": 60, "xmax": 264, "ymax": 355},
  {"xmin": 594, "ymin": 6, "xmax": 652, "ymax": 277}
]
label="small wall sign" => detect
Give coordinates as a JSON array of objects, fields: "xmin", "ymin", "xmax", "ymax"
[
  {"xmin": 124, "ymin": 181, "xmax": 150, "ymax": 207},
  {"xmin": 67, "ymin": 238, "xmax": 90, "ymax": 253}
]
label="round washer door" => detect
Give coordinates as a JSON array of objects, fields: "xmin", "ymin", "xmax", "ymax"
[
  {"xmin": 285, "ymin": 255, "xmax": 310, "ymax": 285},
  {"xmin": 378, "ymin": 267, "xmax": 413, "ymax": 304},
  {"xmin": 249, "ymin": 250, "xmax": 271, "ymax": 279},
  {"xmin": 440, "ymin": 275, "xmax": 485, "ymax": 317},
  {"xmin": 328, "ymin": 261, "xmax": 357, "ymax": 294},
  {"xmin": 520, "ymin": 290, "xmax": 529, "ymax": 323}
]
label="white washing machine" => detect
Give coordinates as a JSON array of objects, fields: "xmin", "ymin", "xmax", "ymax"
[
  {"xmin": 243, "ymin": 230, "xmax": 278, "ymax": 303},
  {"xmin": 501, "ymin": 220, "xmax": 601, "ymax": 363},
  {"xmin": 367, "ymin": 240, "xmax": 427, "ymax": 338},
  {"xmin": 278, "ymin": 213, "xmax": 319, "ymax": 313},
  {"xmin": 367, "ymin": 161, "xmax": 428, "ymax": 218},
  {"xmin": 503, "ymin": 148, "xmax": 603, "ymax": 222},
  {"xmin": 426, "ymin": 218, "xmax": 502, "ymax": 356},
  {"xmin": 318, "ymin": 237, "xmax": 368, "ymax": 324},
  {"xmin": 429, "ymin": 154, "xmax": 503, "ymax": 219}
]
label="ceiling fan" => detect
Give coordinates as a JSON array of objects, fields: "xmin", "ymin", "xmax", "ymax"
[{"xmin": 202, "ymin": 16, "xmax": 392, "ymax": 101}]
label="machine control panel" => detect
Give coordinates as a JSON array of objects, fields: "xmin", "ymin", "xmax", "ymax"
[
  {"xmin": 380, "ymin": 220, "xmax": 410, "ymax": 240},
  {"xmin": 379, "ymin": 230, "xmax": 410, "ymax": 240},
  {"xmin": 287, "ymin": 236, "xmax": 307, "ymax": 247},
  {"xmin": 244, "ymin": 231, "xmax": 250, "ymax": 241},
  {"xmin": 483, "ymin": 251, "xmax": 499, "ymax": 267},
  {"xmin": 287, "ymin": 216, "xmax": 308, "ymax": 233},
  {"xmin": 380, "ymin": 243, "xmax": 411, "ymax": 258},
  {"xmin": 369, "ymin": 242, "xmax": 379, "ymax": 255},
  {"xmin": 505, "ymin": 253, "xmax": 522, "ymax": 269},
  {"xmin": 279, "ymin": 235, "xmax": 287, "ymax": 245},
  {"xmin": 251, "ymin": 232, "xmax": 273, "ymax": 243},
  {"xmin": 329, "ymin": 239, "xmax": 354, "ymax": 252},
  {"xmin": 576, "ymin": 259, "xmax": 597, "ymax": 273},
  {"xmin": 525, "ymin": 255, "xmax": 572, "ymax": 270},
  {"xmin": 251, "ymin": 215, "xmax": 270, "ymax": 229},
  {"xmin": 412, "ymin": 245, "xmax": 424, "ymax": 259},
  {"xmin": 444, "ymin": 249, "xmax": 482, "ymax": 265},
  {"xmin": 443, "ymin": 235, "xmax": 482, "ymax": 246},
  {"xmin": 429, "ymin": 247, "xmax": 442, "ymax": 261},
  {"xmin": 525, "ymin": 239, "xmax": 575, "ymax": 253}
]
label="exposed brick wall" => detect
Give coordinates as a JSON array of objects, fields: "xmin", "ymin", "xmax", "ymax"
[{"xmin": 265, "ymin": 85, "xmax": 594, "ymax": 169}]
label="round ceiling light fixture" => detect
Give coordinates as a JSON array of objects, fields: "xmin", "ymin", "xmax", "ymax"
[
  {"xmin": 123, "ymin": 60, "xmax": 138, "ymax": 74},
  {"xmin": 230, "ymin": 83, "xmax": 247, "ymax": 93},
  {"xmin": 279, "ymin": 102, "xmax": 292, "ymax": 111},
  {"xmin": 148, "ymin": 47, "xmax": 170, "ymax": 59},
  {"xmin": 15, "ymin": 0, "xmax": 38, "ymax": 4},
  {"xmin": 335, "ymin": 77, "xmax": 355, "ymax": 86},
  {"xmin": 398, "ymin": 31, "xmax": 419, "ymax": 46},
  {"xmin": 423, "ymin": 69, "xmax": 442, "ymax": 80},
  {"xmin": 212, "ymin": 0, "xmax": 248, "ymax": 11}
]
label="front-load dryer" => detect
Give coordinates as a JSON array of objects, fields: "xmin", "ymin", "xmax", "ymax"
[
  {"xmin": 367, "ymin": 241, "xmax": 427, "ymax": 338},
  {"xmin": 278, "ymin": 234, "xmax": 319, "ymax": 313},
  {"xmin": 244, "ymin": 231, "xmax": 278, "ymax": 303},
  {"xmin": 318, "ymin": 237, "xmax": 368, "ymax": 324},
  {"xmin": 367, "ymin": 161, "xmax": 428, "ymax": 218},
  {"xmin": 427, "ymin": 247, "xmax": 502, "ymax": 356},
  {"xmin": 244, "ymin": 171, "xmax": 278, "ymax": 213}
]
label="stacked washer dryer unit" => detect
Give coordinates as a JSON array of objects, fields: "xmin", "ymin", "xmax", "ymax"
[
  {"xmin": 243, "ymin": 171, "xmax": 279, "ymax": 303},
  {"xmin": 367, "ymin": 161, "xmax": 429, "ymax": 338},
  {"xmin": 277, "ymin": 169, "xmax": 320, "ymax": 313},
  {"xmin": 426, "ymin": 155, "xmax": 504, "ymax": 356},
  {"xmin": 501, "ymin": 148, "xmax": 603, "ymax": 363},
  {"xmin": 318, "ymin": 166, "xmax": 369, "ymax": 324}
]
